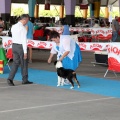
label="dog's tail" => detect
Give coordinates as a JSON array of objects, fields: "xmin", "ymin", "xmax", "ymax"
[{"xmin": 72, "ymin": 72, "xmax": 76, "ymax": 74}]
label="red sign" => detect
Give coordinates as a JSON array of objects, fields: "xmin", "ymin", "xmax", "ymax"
[
  {"xmin": 80, "ymin": 4, "xmax": 88, "ymax": 9},
  {"xmin": 45, "ymin": 0, "xmax": 50, "ymax": 10}
]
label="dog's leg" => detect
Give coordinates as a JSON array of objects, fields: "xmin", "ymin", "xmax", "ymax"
[
  {"xmin": 73, "ymin": 75, "xmax": 80, "ymax": 88},
  {"xmin": 64, "ymin": 79, "xmax": 71, "ymax": 85},
  {"xmin": 61, "ymin": 78, "xmax": 64, "ymax": 86},
  {"xmin": 69, "ymin": 78, "xmax": 74, "ymax": 89},
  {"xmin": 57, "ymin": 76, "xmax": 62, "ymax": 87},
  {"xmin": 72, "ymin": 72, "xmax": 80, "ymax": 88}
]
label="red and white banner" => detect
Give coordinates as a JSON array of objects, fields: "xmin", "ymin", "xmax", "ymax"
[
  {"xmin": 1, "ymin": 36, "xmax": 53, "ymax": 50},
  {"xmin": 106, "ymin": 43, "xmax": 120, "ymax": 72},
  {"xmin": 46, "ymin": 27, "xmax": 112, "ymax": 40},
  {"xmin": 27, "ymin": 40, "xmax": 53, "ymax": 49},
  {"xmin": 107, "ymin": 43, "xmax": 120, "ymax": 63},
  {"xmin": 0, "ymin": 36, "xmax": 114, "ymax": 51},
  {"xmin": 78, "ymin": 42, "xmax": 109, "ymax": 51},
  {"xmin": 1, "ymin": 36, "xmax": 12, "ymax": 48}
]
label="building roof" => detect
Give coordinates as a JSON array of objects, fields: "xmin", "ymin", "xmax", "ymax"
[{"xmin": 11, "ymin": 0, "xmax": 119, "ymax": 7}]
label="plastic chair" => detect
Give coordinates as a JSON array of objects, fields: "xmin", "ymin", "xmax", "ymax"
[
  {"xmin": 104, "ymin": 57, "xmax": 120, "ymax": 77},
  {"xmin": 78, "ymin": 36, "xmax": 84, "ymax": 42},
  {"xmin": 82, "ymin": 34, "xmax": 92, "ymax": 42},
  {"xmin": 33, "ymin": 29, "xmax": 44, "ymax": 40}
]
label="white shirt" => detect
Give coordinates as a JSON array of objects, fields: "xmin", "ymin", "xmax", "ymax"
[
  {"xmin": 51, "ymin": 35, "xmax": 75, "ymax": 60},
  {"xmin": 93, "ymin": 23, "xmax": 100, "ymax": 28},
  {"xmin": 11, "ymin": 22, "xmax": 27, "ymax": 53}
]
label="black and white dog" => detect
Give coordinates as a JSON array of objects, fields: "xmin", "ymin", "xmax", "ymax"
[{"xmin": 54, "ymin": 61, "xmax": 80, "ymax": 89}]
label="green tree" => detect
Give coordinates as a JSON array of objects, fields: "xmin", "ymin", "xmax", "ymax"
[
  {"xmin": 12, "ymin": 7, "xmax": 24, "ymax": 17},
  {"xmin": 75, "ymin": 6, "xmax": 82, "ymax": 17},
  {"xmin": 39, "ymin": 9, "xmax": 59, "ymax": 17},
  {"xmin": 111, "ymin": 11, "xmax": 119, "ymax": 17},
  {"xmin": 40, "ymin": 10, "xmax": 53, "ymax": 17}
]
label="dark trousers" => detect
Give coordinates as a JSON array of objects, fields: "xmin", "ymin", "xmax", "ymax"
[
  {"xmin": 112, "ymin": 31, "xmax": 118, "ymax": 42},
  {"xmin": 8, "ymin": 44, "xmax": 28, "ymax": 82}
]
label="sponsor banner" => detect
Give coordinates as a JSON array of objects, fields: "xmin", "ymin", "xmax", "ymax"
[
  {"xmin": 78, "ymin": 42, "xmax": 109, "ymax": 51},
  {"xmin": 0, "ymin": 36, "xmax": 114, "ymax": 51},
  {"xmin": 46, "ymin": 27, "xmax": 112, "ymax": 38},
  {"xmin": 27, "ymin": 40, "xmax": 53, "ymax": 49},
  {"xmin": 107, "ymin": 43, "xmax": 120, "ymax": 63},
  {"xmin": 0, "ymin": 36, "xmax": 12, "ymax": 48},
  {"xmin": 0, "ymin": 37, "xmax": 53, "ymax": 49}
]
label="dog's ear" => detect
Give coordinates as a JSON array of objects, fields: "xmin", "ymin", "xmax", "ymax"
[{"xmin": 54, "ymin": 61, "xmax": 57, "ymax": 65}]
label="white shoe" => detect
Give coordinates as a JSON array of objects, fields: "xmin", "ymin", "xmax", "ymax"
[
  {"xmin": 57, "ymin": 84, "xmax": 60, "ymax": 87},
  {"xmin": 70, "ymin": 86, "xmax": 74, "ymax": 89}
]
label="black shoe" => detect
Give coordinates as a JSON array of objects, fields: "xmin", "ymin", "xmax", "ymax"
[
  {"xmin": 7, "ymin": 79, "xmax": 15, "ymax": 86},
  {"xmin": 22, "ymin": 81, "xmax": 33, "ymax": 85}
]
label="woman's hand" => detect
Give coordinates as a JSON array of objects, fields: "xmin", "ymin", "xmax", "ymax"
[
  {"xmin": 47, "ymin": 53, "xmax": 54, "ymax": 63},
  {"xmin": 59, "ymin": 57, "xmax": 63, "ymax": 61},
  {"xmin": 48, "ymin": 58, "xmax": 52, "ymax": 63},
  {"xmin": 59, "ymin": 51, "xmax": 70, "ymax": 61}
]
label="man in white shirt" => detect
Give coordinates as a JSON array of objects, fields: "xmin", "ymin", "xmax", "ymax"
[{"xmin": 7, "ymin": 14, "xmax": 33, "ymax": 86}]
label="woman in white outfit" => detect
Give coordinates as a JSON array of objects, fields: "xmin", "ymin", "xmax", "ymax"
[{"xmin": 48, "ymin": 31, "xmax": 82, "ymax": 85}]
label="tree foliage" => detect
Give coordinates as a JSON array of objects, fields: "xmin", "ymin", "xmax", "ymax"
[
  {"xmin": 11, "ymin": 5, "xmax": 120, "ymax": 19},
  {"xmin": 12, "ymin": 7, "xmax": 24, "ymax": 17},
  {"xmin": 39, "ymin": 6, "xmax": 60, "ymax": 17}
]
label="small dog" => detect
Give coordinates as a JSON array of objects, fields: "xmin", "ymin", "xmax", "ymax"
[{"xmin": 54, "ymin": 61, "xmax": 80, "ymax": 89}]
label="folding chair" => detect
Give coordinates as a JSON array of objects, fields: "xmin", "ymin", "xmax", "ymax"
[{"xmin": 104, "ymin": 57, "xmax": 120, "ymax": 77}]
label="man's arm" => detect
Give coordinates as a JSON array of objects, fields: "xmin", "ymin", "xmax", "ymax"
[
  {"xmin": 0, "ymin": 32, "xmax": 6, "ymax": 36},
  {"xmin": 25, "ymin": 25, "xmax": 28, "ymax": 31}
]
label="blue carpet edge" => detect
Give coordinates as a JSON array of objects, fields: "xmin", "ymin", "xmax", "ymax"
[{"xmin": 0, "ymin": 66, "xmax": 120, "ymax": 98}]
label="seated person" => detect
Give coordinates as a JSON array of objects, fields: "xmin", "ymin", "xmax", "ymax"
[
  {"xmin": 0, "ymin": 17, "xmax": 5, "ymax": 28},
  {"xmin": 33, "ymin": 26, "xmax": 45, "ymax": 40},
  {"xmin": 93, "ymin": 20, "xmax": 100, "ymax": 28},
  {"xmin": 44, "ymin": 29, "xmax": 51, "ymax": 41},
  {"xmin": 49, "ymin": 20, "xmax": 54, "ymax": 27},
  {"xmin": 34, "ymin": 24, "xmax": 40, "ymax": 30},
  {"xmin": 0, "ymin": 27, "xmax": 6, "ymax": 36}
]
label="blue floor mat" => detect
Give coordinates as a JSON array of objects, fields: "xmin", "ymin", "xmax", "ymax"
[{"xmin": 0, "ymin": 66, "xmax": 120, "ymax": 98}]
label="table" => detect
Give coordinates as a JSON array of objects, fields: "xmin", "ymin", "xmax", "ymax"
[{"xmin": 91, "ymin": 51, "xmax": 108, "ymax": 66}]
